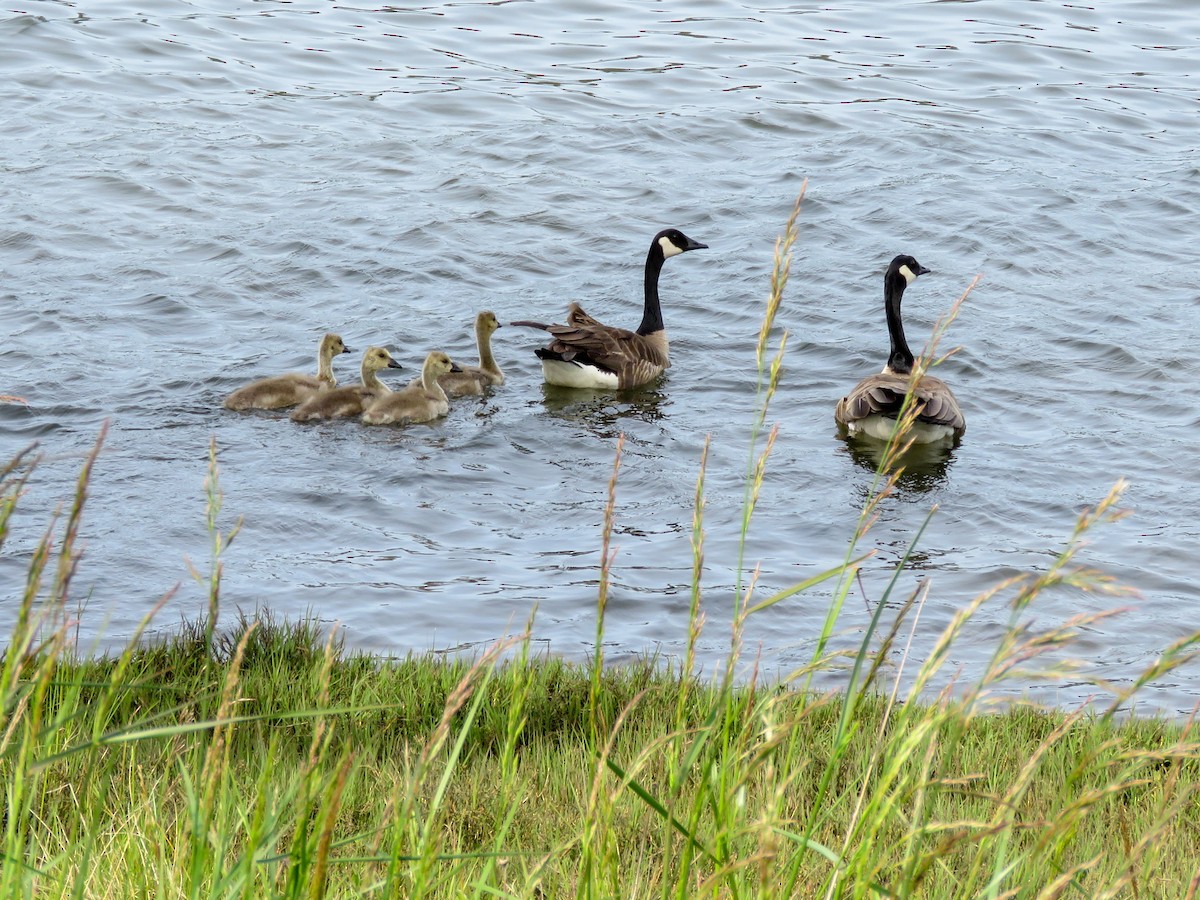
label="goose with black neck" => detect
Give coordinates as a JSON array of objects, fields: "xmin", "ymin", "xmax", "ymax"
[
  {"xmin": 835, "ymin": 254, "xmax": 966, "ymax": 445},
  {"xmin": 512, "ymin": 227, "xmax": 708, "ymax": 390}
]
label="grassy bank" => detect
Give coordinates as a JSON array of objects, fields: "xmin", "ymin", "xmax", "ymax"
[
  {"xmin": 3, "ymin": 613, "xmax": 1200, "ymax": 898},
  {"xmin": 5, "ymin": 197, "xmax": 1200, "ymax": 897}
]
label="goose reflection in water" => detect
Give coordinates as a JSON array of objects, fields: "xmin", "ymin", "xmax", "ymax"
[
  {"xmin": 840, "ymin": 433, "xmax": 958, "ymax": 495},
  {"xmin": 535, "ymin": 384, "xmax": 670, "ymax": 443}
]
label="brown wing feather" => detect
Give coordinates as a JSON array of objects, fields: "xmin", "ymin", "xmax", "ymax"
[
  {"xmin": 909, "ymin": 376, "xmax": 965, "ymax": 430},
  {"xmin": 565, "ymin": 302, "xmax": 605, "ymax": 329},
  {"xmin": 544, "ymin": 324, "xmax": 667, "ymax": 387},
  {"xmin": 510, "ymin": 302, "xmax": 601, "ymax": 334},
  {"xmin": 836, "ymin": 373, "xmax": 965, "ymax": 432},
  {"xmin": 517, "ymin": 303, "xmax": 668, "ymax": 389}
]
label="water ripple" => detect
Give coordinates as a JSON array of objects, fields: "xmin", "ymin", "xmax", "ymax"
[{"xmin": 2, "ymin": 0, "xmax": 1198, "ymax": 712}]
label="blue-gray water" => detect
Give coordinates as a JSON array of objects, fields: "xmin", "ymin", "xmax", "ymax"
[{"xmin": 2, "ymin": 0, "xmax": 1197, "ymax": 712}]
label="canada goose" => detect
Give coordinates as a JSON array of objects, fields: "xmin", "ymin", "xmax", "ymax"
[
  {"xmin": 363, "ymin": 351, "xmax": 462, "ymax": 426},
  {"xmin": 511, "ymin": 227, "xmax": 708, "ymax": 389},
  {"xmin": 834, "ymin": 254, "xmax": 966, "ymax": 444},
  {"xmin": 223, "ymin": 332, "xmax": 351, "ymax": 410},
  {"xmin": 416, "ymin": 310, "xmax": 504, "ymax": 399},
  {"xmin": 290, "ymin": 346, "xmax": 403, "ymax": 422}
]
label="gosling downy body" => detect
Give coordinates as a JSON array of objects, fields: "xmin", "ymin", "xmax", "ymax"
[
  {"xmin": 511, "ymin": 228, "xmax": 707, "ymax": 390},
  {"xmin": 363, "ymin": 351, "xmax": 461, "ymax": 426},
  {"xmin": 290, "ymin": 346, "xmax": 403, "ymax": 422},
  {"xmin": 424, "ymin": 310, "xmax": 504, "ymax": 399},
  {"xmin": 834, "ymin": 255, "xmax": 966, "ymax": 445},
  {"xmin": 223, "ymin": 333, "xmax": 350, "ymax": 410}
]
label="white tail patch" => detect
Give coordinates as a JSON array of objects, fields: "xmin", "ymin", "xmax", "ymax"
[
  {"xmin": 849, "ymin": 414, "xmax": 956, "ymax": 445},
  {"xmin": 542, "ymin": 359, "xmax": 620, "ymax": 390}
]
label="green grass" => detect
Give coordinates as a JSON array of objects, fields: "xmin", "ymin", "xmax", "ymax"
[
  {"xmin": 4, "ymin": 193, "xmax": 1200, "ymax": 897},
  {"xmin": 5, "ymin": 614, "xmax": 1200, "ymax": 898}
]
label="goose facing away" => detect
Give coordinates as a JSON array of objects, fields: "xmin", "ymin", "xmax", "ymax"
[
  {"xmin": 421, "ymin": 310, "xmax": 504, "ymax": 399},
  {"xmin": 511, "ymin": 227, "xmax": 708, "ymax": 390},
  {"xmin": 290, "ymin": 346, "xmax": 403, "ymax": 422},
  {"xmin": 223, "ymin": 332, "xmax": 351, "ymax": 410},
  {"xmin": 363, "ymin": 351, "xmax": 461, "ymax": 426},
  {"xmin": 834, "ymin": 254, "xmax": 965, "ymax": 445}
]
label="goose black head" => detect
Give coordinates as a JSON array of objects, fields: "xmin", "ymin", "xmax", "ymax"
[
  {"xmin": 655, "ymin": 228, "xmax": 709, "ymax": 259},
  {"xmin": 888, "ymin": 254, "xmax": 931, "ymax": 285}
]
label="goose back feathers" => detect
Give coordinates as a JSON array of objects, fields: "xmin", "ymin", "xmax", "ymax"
[{"xmin": 512, "ymin": 227, "xmax": 707, "ymax": 390}]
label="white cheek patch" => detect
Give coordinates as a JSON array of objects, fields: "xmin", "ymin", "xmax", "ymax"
[
  {"xmin": 659, "ymin": 235, "xmax": 684, "ymax": 258},
  {"xmin": 898, "ymin": 264, "xmax": 918, "ymax": 285}
]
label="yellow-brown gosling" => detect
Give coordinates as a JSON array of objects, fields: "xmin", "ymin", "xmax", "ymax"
[
  {"xmin": 425, "ymin": 310, "xmax": 504, "ymax": 399},
  {"xmin": 290, "ymin": 346, "xmax": 403, "ymax": 422},
  {"xmin": 223, "ymin": 332, "xmax": 350, "ymax": 410},
  {"xmin": 363, "ymin": 351, "xmax": 461, "ymax": 426}
]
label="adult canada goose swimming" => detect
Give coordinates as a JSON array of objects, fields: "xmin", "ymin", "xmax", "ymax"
[
  {"xmin": 223, "ymin": 332, "xmax": 351, "ymax": 410},
  {"xmin": 834, "ymin": 254, "xmax": 966, "ymax": 444},
  {"xmin": 363, "ymin": 351, "xmax": 461, "ymax": 425},
  {"xmin": 511, "ymin": 227, "xmax": 708, "ymax": 389},
  {"xmin": 416, "ymin": 310, "xmax": 503, "ymax": 399},
  {"xmin": 290, "ymin": 346, "xmax": 403, "ymax": 422}
]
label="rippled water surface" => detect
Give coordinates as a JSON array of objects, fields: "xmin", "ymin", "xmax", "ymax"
[{"xmin": 2, "ymin": 0, "xmax": 1198, "ymax": 711}]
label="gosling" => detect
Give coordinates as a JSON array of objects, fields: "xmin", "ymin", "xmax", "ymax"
[
  {"xmin": 291, "ymin": 346, "xmax": 404, "ymax": 422},
  {"xmin": 223, "ymin": 332, "xmax": 350, "ymax": 410},
  {"xmin": 363, "ymin": 351, "xmax": 461, "ymax": 426},
  {"xmin": 424, "ymin": 310, "xmax": 504, "ymax": 399}
]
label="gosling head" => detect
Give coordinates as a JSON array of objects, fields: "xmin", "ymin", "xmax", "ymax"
[
  {"xmin": 321, "ymin": 333, "xmax": 353, "ymax": 356},
  {"xmin": 654, "ymin": 228, "xmax": 708, "ymax": 260},
  {"xmin": 888, "ymin": 254, "xmax": 931, "ymax": 286},
  {"xmin": 363, "ymin": 346, "xmax": 405, "ymax": 373},
  {"xmin": 425, "ymin": 351, "xmax": 463, "ymax": 376},
  {"xmin": 477, "ymin": 310, "xmax": 501, "ymax": 335}
]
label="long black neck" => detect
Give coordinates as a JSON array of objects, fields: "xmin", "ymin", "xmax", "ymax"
[
  {"xmin": 884, "ymin": 271, "xmax": 914, "ymax": 375},
  {"xmin": 636, "ymin": 243, "xmax": 666, "ymax": 336}
]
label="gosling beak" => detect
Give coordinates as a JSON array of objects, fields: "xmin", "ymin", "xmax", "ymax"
[
  {"xmin": 449, "ymin": 362, "xmax": 463, "ymax": 373},
  {"xmin": 387, "ymin": 359, "xmax": 404, "ymax": 370}
]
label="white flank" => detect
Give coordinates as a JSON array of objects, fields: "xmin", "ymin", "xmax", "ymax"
[
  {"xmin": 848, "ymin": 415, "xmax": 956, "ymax": 445},
  {"xmin": 542, "ymin": 359, "xmax": 620, "ymax": 390}
]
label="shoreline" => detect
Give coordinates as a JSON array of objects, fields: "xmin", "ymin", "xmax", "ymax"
[{"xmin": 6, "ymin": 612, "xmax": 1197, "ymax": 896}]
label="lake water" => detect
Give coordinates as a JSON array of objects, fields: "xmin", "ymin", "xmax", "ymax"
[{"xmin": 2, "ymin": 0, "xmax": 1197, "ymax": 713}]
